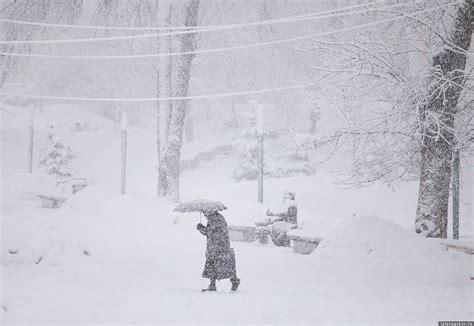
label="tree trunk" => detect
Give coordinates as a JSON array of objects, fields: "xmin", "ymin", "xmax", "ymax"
[
  {"xmin": 0, "ymin": 70, "xmax": 6, "ymax": 88},
  {"xmin": 185, "ymin": 104, "xmax": 195, "ymax": 143},
  {"xmin": 159, "ymin": 0, "xmax": 200, "ymax": 202},
  {"xmin": 156, "ymin": 0, "xmax": 174, "ymax": 196},
  {"xmin": 415, "ymin": 0, "xmax": 472, "ymax": 238}
]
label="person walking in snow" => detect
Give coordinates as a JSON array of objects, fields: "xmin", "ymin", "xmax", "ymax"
[
  {"xmin": 197, "ymin": 210, "xmax": 241, "ymax": 292},
  {"xmin": 256, "ymin": 191, "xmax": 298, "ymax": 246}
]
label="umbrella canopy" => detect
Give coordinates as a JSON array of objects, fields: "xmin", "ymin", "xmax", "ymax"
[{"xmin": 173, "ymin": 199, "xmax": 227, "ymax": 213}]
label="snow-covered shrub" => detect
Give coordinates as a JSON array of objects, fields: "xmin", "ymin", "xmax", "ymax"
[{"xmin": 38, "ymin": 130, "xmax": 78, "ymax": 180}]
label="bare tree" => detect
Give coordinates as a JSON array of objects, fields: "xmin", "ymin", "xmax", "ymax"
[
  {"xmin": 415, "ymin": 0, "xmax": 472, "ymax": 238},
  {"xmin": 0, "ymin": 0, "xmax": 83, "ymax": 87},
  {"xmin": 299, "ymin": 2, "xmax": 472, "ymax": 193},
  {"xmin": 156, "ymin": 0, "xmax": 174, "ymax": 197},
  {"xmin": 157, "ymin": 0, "xmax": 200, "ymax": 202},
  {"xmin": 301, "ymin": 6, "xmax": 436, "ymax": 187},
  {"xmin": 296, "ymin": 2, "xmax": 472, "ymax": 239}
]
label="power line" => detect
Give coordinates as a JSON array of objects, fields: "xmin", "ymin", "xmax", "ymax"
[
  {"xmin": 0, "ymin": 0, "xmax": 430, "ymax": 45},
  {"xmin": 0, "ymin": 82, "xmax": 319, "ymax": 102},
  {"xmin": 0, "ymin": 1, "xmax": 459, "ymax": 60},
  {"xmin": 0, "ymin": 1, "xmax": 382, "ymax": 32}
]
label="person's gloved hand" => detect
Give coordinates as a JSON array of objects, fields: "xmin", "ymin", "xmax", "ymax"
[{"xmin": 197, "ymin": 223, "xmax": 205, "ymax": 231}]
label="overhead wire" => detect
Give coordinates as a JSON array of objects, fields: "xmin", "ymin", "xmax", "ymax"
[
  {"xmin": 0, "ymin": 1, "xmax": 383, "ymax": 31},
  {"xmin": 0, "ymin": 0, "xmax": 432, "ymax": 45},
  {"xmin": 0, "ymin": 1, "xmax": 459, "ymax": 60},
  {"xmin": 0, "ymin": 1, "xmax": 461, "ymax": 103},
  {"xmin": 0, "ymin": 82, "xmax": 319, "ymax": 102}
]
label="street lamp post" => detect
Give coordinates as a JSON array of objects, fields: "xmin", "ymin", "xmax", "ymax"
[
  {"xmin": 27, "ymin": 104, "xmax": 35, "ymax": 173},
  {"xmin": 120, "ymin": 111, "xmax": 128, "ymax": 195},
  {"xmin": 452, "ymin": 149, "xmax": 460, "ymax": 240},
  {"xmin": 257, "ymin": 105, "xmax": 264, "ymax": 204}
]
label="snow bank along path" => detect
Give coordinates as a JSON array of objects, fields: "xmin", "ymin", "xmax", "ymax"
[{"xmin": 1, "ymin": 179, "xmax": 472, "ymax": 324}]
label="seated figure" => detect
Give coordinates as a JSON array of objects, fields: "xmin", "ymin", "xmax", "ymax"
[{"xmin": 256, "ymin": 191, "xmax": 298, "ymax": 247}]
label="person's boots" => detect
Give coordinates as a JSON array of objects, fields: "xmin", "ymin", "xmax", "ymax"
[
  {"xmin": 202, "ymin": 279, "xmax": 216, "ymax": 292},
  {"xmin": 230, "ymin": 277, "xmax": 240, "ymax": 291}
]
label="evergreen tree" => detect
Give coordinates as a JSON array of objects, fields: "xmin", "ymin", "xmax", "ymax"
[
  {"xmin": 274, "ymin": 130, "xmax": 316, "ymax": 177},
  {"xmin": 232, "ymin": 109, "xmax": 270, "ymax": 181},
  {"xmin": 38, "ymin": 130, "xmax": 77, "ymax": 179}
]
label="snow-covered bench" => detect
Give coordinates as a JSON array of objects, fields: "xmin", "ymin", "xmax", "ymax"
[
  {"xmin": 56, "ymin": 177, "xmax": 88, "ymax": 194},
  {"xmin": 287, "ymin": 229, "xmax": 323, "ymax": 255},
  {"xmin": 37, "ymin": 194, "xmax": 67, "ymax": 208},
  {"xmin": 228, "ymin": 225, "xmax": 257, "ymax": 243},
  {"xmin": 441, "ymin": 241, "xmax": 474, "ymax": 255}
]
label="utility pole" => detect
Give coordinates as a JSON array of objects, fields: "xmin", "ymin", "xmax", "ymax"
[
  {"xmin": 120, "ymin": 111, "xmax": 128, "ymax": 195},
  {"xmin": 257, "ymin": 104, "xmax": 264, "ymax": 204},
  {"xmin": 27, "ymin": 104, "xmax": 35, "ymax": 173}
]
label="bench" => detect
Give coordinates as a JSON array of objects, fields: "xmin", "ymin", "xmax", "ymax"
[
  {"xmin": 287, "ymin": 229, "xmax": 323, "ymax": 255},
  {"xmin": 228, "ymin": 225, "xmax": 257, "ymax": 243},
  {"xmin": 37, "ymin": 194, "xmax": 67, "ymax": 208},
  {"xmin": 441, "ymin": 242, "xmax": 474, "ymax": 255},
  {"xmin": 57, "ymin": 177, "xmax": 88, "ymax": 194}
]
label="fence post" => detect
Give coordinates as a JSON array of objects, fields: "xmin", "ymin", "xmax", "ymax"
[
  {"xmin": 120, "ymin": 112, "xmax": 128, "ymax": 195},
  {"xmin": 27, "ymin": 104, "xmax": 35, "ymax": 173}
]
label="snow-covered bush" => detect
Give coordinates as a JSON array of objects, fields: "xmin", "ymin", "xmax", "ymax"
[{"xmin": 38, "ymin": 130, "xmax": 78, "ymax": 180}]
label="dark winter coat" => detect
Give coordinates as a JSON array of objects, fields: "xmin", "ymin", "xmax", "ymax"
[
  {"xmin": 275, "ymin": 205, "xmax": 297, "ymax": 224},
  {"xmin": 197, "ymin": 212, "xmax": 236, "ymax": 280}
]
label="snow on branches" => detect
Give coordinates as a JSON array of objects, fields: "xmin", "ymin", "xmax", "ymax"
[
  {"xmin": 38, "ymin": 129, "xmax": 78, "ymax": 180},
  {"xmin": 232, "ymin": 109, "xmax": 269, "ymax": 181},
  {"xmin": 232, "ymin": 109, "xmax": 317, "ymax": 181}
]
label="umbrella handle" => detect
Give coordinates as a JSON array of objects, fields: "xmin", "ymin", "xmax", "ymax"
[{"xmin": 200, "ymin": 211, "xmax": 202, "ymax": 223}]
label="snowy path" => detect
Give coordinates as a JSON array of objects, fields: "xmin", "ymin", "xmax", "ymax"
[{"xmin": 2, "ymin": 210, "xmax": 472, "ymax": 324}]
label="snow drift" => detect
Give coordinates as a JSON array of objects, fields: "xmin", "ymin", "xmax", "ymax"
[
  {"xmin": 312, "ymin": 216, "xmax": 472, "ymax": 286},
  {"xmin": 1, "ymin": 173, "xmax": 89, "ymax": 265}
]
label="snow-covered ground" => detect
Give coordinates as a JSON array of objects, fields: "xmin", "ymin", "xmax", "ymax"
[{"xmin": 1, "ymin": 106, "xmax": 473, "ymax": 324}]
